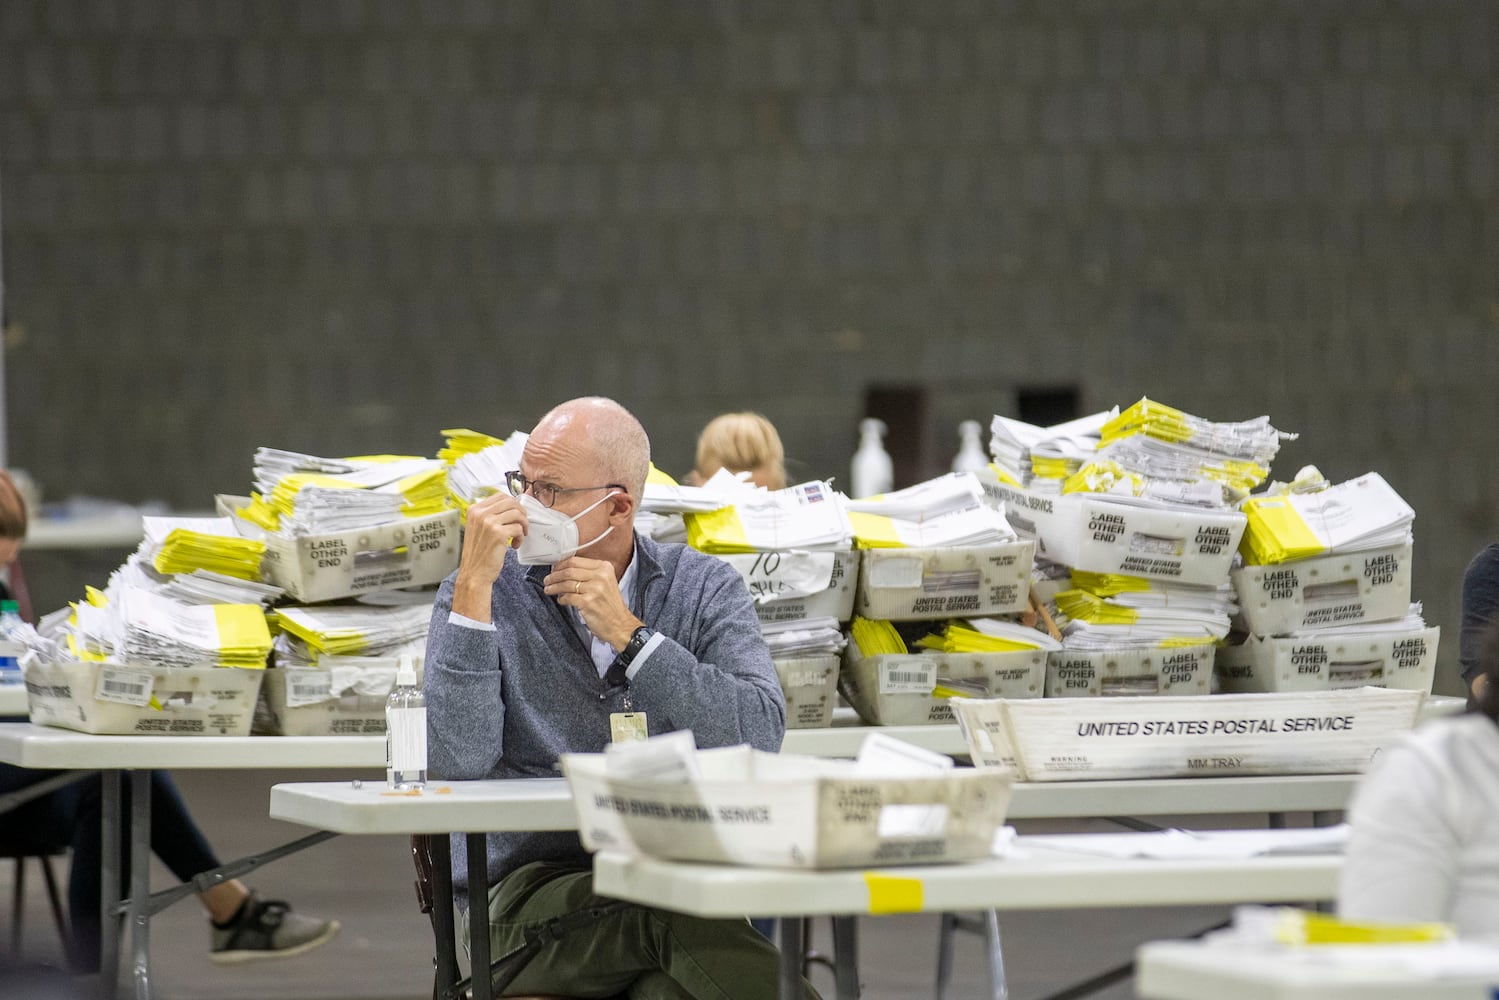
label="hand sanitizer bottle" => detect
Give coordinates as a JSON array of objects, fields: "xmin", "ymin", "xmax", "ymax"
[
  {"xmin": 850, "ymin": 418, "xmax": 894, "ymax": 499},
  {"xmin": 951, "ymin": 420, "xmax": 988, "ymax": 474},
  {"xmin": 0, "ymin": 601, "xmax": 23, "ymax": 685},
  {"xmin": 385, "ymin": 655, "xmax": 427, "ymax": 790}
]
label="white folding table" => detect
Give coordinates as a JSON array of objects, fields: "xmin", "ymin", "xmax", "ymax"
[
  {"xmin": 0, "ymin": 683, "xmax": 27, "ymax": 717},
  {"xmin": 592, "ymin": 840, "xmax": 1342, "ymax": 1000},
  {"xmin": 269, "ymin": 773, "xmax": 1368, "ymax": 1000},
  {"xmin": 0, "ymin": 723, "xmax": 385, "ymax": 1000},
  {"xmin": 1136, "ymin": 939, "xmax": 1499, "ymax": 999}
]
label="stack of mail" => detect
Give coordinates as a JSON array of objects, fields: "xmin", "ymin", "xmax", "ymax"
[
  {"xmin": 117, "ymin": 588, "xmax": 273, "ymax": 669},
  {"xmin": 685, "ymin": 481, "xmax": 852, "ymax": 554},
  {"xmin": 140, "ymin": 516, "xmax": 266, "ymax": 582},
  {"xmin": 446, "ymin": 431, "xmax": 528, "ymax": 513},
  {"xmin": 109, "ymin": 558, "xmax": 283, "ymax": 607},
  {"xmin": 254, "ymin": 452, "xmax": 448, "ymax": 534},
  {"xmin": 643, "ymin": 468, "xmax": 754, "ymax": 542},
  {"xmin": 1239, "ymin": 472, "xmax": 1414, "ymax": 565},
  {"xmin": 437, "ymin": 427, "xmax": 507, "ymax": 464},
  {"xmin": 59, "ymin": 589, "xmax": 122, "ymax": 661},
  {"xmin": 761, "ymin": 617, "xmax": 846, "ymax": 658},
  {"xmin": 272, "ymin": 603, "xmax": 433, "ymax": 665},
  {"xmin": 1096, "ymin": 398, "xmax": 1296, "ymax": 500},
  {"xmin": 849, "ymin": 615, "xmax": 908, "ymax": 656},
  {"xmin": 915, "ymin": 618, "xmax": 1062, "ymax": 653},
  {"xmin": 990, "ymin": 411, "xmax": 1115, "ymax": 490},
  {"xmin": 1055, "ymin": 571, "xmax": 1238, "ymax": 646},
  {"xmin": 845, "ymin": 473, "xmax": 1017, "ymax": 549},
  {"xmin": 644, "ymin": 467, "xmax": 752, "ymax": 515}
]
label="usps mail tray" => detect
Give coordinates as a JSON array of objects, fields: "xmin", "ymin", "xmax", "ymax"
[
  {"xmin": 1231, "ymin": 543, "xmax": 1413, "ymax": 636},
  {"xmin": 718, "ymin": 550, "xmax": 859, "ymax": 625},
  {"xmin": 839, "ymin": 643, "xmax": 1045, "ymax": 726},
  {"xmin": 954, "ymin": 687, "xmax": 1423, "ymax": 781},
  {"xmin": 855, "ymin": 541, "xmax": 1035, "ymax": 621},
  {"xmin": 26, "ymin": 658, "xmax": 263, "ymax": 736},
  {"xmin": 260, "ymin": 510, "xmax": 460, "ymax": 603},
  {"xmin": 563, "ymin": 745, "xmax": 1013, "ymax": 869},
  {"xmin": 1044, "ymin": 645, "xmax": 1214, "ymax": 698},
  {"xmin": 1216, "ymin": 626, "xmax": 1439, "ymax": 694},
  {"xmin": 1042, "ymin": 495, "xmax": 1245, "ymax": 586},
  {"xmin": 253, "ymin": 660, "xmax": 405, "ymax": 736},
  {"xmin": 773, "ymin": 654, "xmax": 840, "ymax": 730}
]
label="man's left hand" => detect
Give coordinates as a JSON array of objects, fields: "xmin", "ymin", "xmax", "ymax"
[{"xmin": 545, "ymin": 556, "xmax": 642, "ymax": 651}]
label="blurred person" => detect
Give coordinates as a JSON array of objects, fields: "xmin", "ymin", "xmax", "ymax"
[
  {"xmin": 686, "ymin": 411, "xmax": 787, "ymax": 490},
  {"xmin": 1339, "ymin": 618, "xmax": 1499, "ymax": 935},
  {"xmin": 1459, "ymin": 543, "xmax": 1499, "ymax": 702},
  {"xmin": 0, "ymin": 469, "xmax": 338, "ymax": 970}
]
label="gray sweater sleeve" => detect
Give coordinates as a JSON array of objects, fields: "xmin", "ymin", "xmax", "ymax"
[
  {"xmin": 423, "ymin": 573, "xmax": 506, "ymax": 780},
  {"xmin": 628, "ymin": 559, "xmax": 786, "ymax": 752}
]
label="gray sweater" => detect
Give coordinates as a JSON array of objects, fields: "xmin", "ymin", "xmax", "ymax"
[{"xmin": 423, "ymin": 532, "xmax": 786, "ymax": 897}]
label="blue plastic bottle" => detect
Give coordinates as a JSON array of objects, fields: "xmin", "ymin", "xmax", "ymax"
[{"xmin": 0, "ymin": 599, "xmax": 24, "ymax": 684}]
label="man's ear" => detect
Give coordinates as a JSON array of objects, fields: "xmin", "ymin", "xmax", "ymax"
[{"xmin": 608, "ymin": 491, "xmax": 635, "ymax": 523}]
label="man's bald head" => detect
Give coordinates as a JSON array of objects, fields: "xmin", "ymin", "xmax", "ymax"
[{"xmin": 532, "ymin": 397, "xmax": 651, "ymax": 501}]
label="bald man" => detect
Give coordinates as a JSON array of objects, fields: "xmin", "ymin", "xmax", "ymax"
[{"xmin": 424, "ymin": 397, "xmax": 813, "ymax": 1000}]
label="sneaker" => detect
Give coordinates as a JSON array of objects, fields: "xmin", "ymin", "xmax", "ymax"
[{"xmin": 209, "ymin": 894, "xmax": 340, "ymax": 965}]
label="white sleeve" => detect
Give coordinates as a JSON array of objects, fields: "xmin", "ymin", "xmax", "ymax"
[{"xmin": 1339, "ymin": 742, "xmax": 1459, "ymax": 924}]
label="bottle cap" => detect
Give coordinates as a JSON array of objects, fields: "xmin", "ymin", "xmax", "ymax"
[
  {"xmin": 396, "ymin": 654, "xmax": 418, "ymax": 687},
  {"xmin": 0, "ymin": 600, "xmax": 17, "ymax": 612}
]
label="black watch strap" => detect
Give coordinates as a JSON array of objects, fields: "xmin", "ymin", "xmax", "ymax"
[
  {"xmin": 618, "ymin": 626, "xmax": 653, "ymax": 667},
  {"xmin": 605, "ymin": 626, "xmax": 654, "ymax": 688}
]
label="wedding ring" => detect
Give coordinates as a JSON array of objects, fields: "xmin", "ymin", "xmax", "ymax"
[{"xmin": 575, "ymin": 581, "xmax": 582, "ymax": 595}]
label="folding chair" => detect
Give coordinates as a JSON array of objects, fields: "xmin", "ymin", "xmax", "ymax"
[
  {"xmin": 1, "ymin": 838, "xmax": 70, "ymax": 963},
  {"xmin": 411, "ymin": 833, "xmax": 627, "ymax": 1000}
]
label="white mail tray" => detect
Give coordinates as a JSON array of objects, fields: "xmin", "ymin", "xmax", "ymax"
[
  {"xmin": 1042, "ymin": 495, "xmax": 1245, "ymax": 586},
  {"xmin": 718, "ymin": 550, "xmax": 859, "ymax": 625},
  {"xmin": 855, "ymin": 541, "xmax": 1035, "ymax": 622},
  {"xmin": 1216, "ymin": 626, "xmax": 1439, "ymax": 695},
  {"xmin": 26, "ymin": 658, "xmax": 263, "ymax": 736},
  {"xmin": 1044, "ymin": 645, "xmax": 1214, "ymax": 698},
  {"xmin": 773, "ymin": 654, "xmax": 840, "ymax": 730},
  {"xmin": 840, "ymin": 643, "xmax": 1046, "ymax": 726},
  {"xmin": 1231, "ymin": 543, "xmax": 1413, "ymax": 636},
  {"xmin": 261, "ymin": 510, "xmax": 461, "ymax": 603},
  {"xmin": 955, "ymin": 687, "xmax": 1423, "ymax": 781},
  {"xmin": 563, "ymin": 745, "xmax": 1013, "ymax": 869}
]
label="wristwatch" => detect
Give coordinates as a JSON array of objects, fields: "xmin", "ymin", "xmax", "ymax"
[{"xmin": 615, "ymin": 626, "xmax": 655, "ymax": 670}]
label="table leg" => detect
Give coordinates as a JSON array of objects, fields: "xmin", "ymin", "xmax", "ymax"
[
  {"xmin": 830, "ymin": 915, "xmax": 859, "ymax": 999},
  {"xmin": 778, "ymin": 914, "xmax": 803, "ymax": 1000},
  {"xmin": 428, "ymin": 835, "xmax": 458, "ymax": 1000},
  {"xmin": 100, "ymin": 770, "xmax": 121, "ymax": 1000},
  {"xmin": 129, "ymin": 771, "xmax": 152, "ymax": 1000},
  {"xmin": 466, "ymin": 834, "xmax": 492, "ymax": 1000}
]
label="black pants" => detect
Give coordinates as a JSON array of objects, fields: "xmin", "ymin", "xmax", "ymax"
[{"xmin": 0, "ymin": 766, "xmax": 220, "ymax": 972}]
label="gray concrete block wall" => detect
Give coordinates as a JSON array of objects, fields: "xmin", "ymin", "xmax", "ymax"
[{"xmin": 3, "ymin": 0, "xmax": 1498, "ymax": 692}]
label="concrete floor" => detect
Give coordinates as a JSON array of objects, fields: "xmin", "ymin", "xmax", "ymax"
[{"xmin": 0, "ymin": 767, "xmax": 1296, "ymax": 1000}]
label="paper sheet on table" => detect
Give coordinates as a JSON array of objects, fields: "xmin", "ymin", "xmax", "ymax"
[{"xmin": 1015, "ymin": 825, "xmax": 1348, "ymax": 860}]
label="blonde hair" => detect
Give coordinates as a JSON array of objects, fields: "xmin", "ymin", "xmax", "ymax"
[
  {"xmin": 0, "ymin": 470, "xmax": 26, "ymax": 541},
  {"xmin": 694, "ymin": 412, "xmax": 786, "ymax": 490}
]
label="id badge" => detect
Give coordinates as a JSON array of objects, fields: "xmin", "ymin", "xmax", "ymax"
[{"xmin": 610, "ymin": 712, "xmax": 649, "ymax": 744}]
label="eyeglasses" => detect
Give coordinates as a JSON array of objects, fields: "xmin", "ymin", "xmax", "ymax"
[{"xmin": 505, "ymin": 470, "xmax": 625, "ymax": 509}]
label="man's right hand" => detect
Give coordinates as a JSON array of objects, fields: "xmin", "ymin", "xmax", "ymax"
[{"xmin": 451, "ymin": 492, "xmax": 528, "ymax": 622}]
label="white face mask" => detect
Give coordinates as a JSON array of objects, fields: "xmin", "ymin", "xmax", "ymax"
[{"xmin": 516, "ymin": 491, "xmax": 618, "ymax": 566}]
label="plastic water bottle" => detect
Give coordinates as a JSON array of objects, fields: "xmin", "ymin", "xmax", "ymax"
[
  {"xmin": 851, "ymin": 418, "xmax": 893, "ymax": 499},
  {"xmin": 0, "ymin": 600, "xmax": 24, "ymax": 685},
  {"xmin": 951, "ymin": 420, "xmax": 989, "ymax": 474},
  {"xmin": 385, "ymin": 655, "xmax": 427, "ymax": 790}
]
